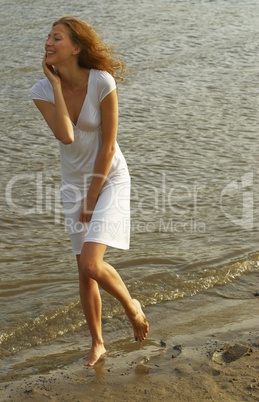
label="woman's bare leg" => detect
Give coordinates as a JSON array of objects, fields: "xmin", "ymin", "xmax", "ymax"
[
  {"xmin": 76, "ymin": 255, "xmax": 106, "ymax": 367},
  {"xmin": 78, "ymin": 242, "xmax": 149, "ymax": 351}
]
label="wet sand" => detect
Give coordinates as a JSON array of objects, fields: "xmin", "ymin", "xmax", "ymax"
[{"xmin": 1, "ymin": 291, "xmax": 259, "ymax": 402}]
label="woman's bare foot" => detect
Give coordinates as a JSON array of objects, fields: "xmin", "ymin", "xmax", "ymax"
[
  {"xmin": 84, "ymin": 343, "xmax": 106, "ymax": 367},
  {"xmin": 127, "ymin": 299, "xmax": 149, "ymax": 342}
]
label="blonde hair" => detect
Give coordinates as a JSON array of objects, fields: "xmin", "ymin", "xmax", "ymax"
[{"xmin": 53, "ymin": 16, "xmax": 125, "ymax": 80}]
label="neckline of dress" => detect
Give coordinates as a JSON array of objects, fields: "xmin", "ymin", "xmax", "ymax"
[{"xmin": 72, "ymin": 68, "xmax": 92, "ymax": 128}]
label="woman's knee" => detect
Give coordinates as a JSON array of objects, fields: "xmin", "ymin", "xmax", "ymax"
[
  {"xmin": 78, "ymin": 242, "xmax": 106, "ymax": 279},
  {"xmin": 79, "ymin": 257, "xmax": 100, "ymax": 280}
]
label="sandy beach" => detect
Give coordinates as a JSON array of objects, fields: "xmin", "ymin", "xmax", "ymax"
[{"xmin": 1, "ymin": 289, "xmax": 258, "ymax": 402}]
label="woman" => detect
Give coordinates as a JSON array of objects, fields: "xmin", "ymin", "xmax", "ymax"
[{"xmin": 31, "ymin": 16, "xmax": 149, "ymax": 367}]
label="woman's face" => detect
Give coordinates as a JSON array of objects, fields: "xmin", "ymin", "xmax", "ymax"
[{"xmin": 45, "ymin": 24, "xmax": 79, "ymax": 66}]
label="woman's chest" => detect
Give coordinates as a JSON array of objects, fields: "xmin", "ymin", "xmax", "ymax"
[
  {"xmin": 61, "ymin": 76, "xmax": 101, "ymax": 131},
  {"xmin": 63, "ymin": 89, "xmax": 87, "ymax": 126}
]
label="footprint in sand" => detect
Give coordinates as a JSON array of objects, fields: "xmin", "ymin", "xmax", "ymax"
[{"xmin": 212, "ymin": 344, "xmax": 253, "ymax": 364}]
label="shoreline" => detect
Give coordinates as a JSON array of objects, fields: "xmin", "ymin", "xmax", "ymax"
[{"xmin": 1, "ymin": 292, "xmax": 259, "ymax": 401}]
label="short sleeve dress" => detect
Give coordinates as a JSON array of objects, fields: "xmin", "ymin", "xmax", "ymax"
[{"xmin": 31, "ymin": 69, "xmax": 130, "ymax": 254}]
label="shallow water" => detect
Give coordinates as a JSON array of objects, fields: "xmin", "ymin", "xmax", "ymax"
[{"xmin": 1, "ymin": 0, "xmax": 259, "ymax": 363}]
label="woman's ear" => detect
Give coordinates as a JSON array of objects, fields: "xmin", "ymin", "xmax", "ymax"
[{"xmin": 72, "ymin": 45, "xmax": 81, "ymax": 56}]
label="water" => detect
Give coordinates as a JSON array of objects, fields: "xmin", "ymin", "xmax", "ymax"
[{"xmin": 1, "ymin": 0, "xmax": 259, "ymax": 366}]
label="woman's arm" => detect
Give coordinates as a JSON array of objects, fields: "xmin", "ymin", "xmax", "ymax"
[
  {"xmin": 79, "ymin": 88, "xmax": 118, "ymax": 223},
  {"xmin": 32, "ymin": 56, "xmax": 74, "ymax": 144}
]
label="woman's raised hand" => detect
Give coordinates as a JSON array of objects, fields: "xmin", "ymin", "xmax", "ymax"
[{"xmin": 42, "ymin": 54, "xmax": 61, "ymax": 86}]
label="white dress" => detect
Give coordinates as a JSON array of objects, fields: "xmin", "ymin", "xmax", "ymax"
[{"xmin": 31, "ymin": 69, "xmax": 130, "ymax": 254}]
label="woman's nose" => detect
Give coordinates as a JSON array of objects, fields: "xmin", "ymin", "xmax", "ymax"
[{"xmin": 45, "ymin": 37, "xmax": 53, "ymax": 46}]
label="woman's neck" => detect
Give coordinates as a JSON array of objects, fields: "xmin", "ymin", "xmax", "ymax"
[{"xmin": 56, "ymin": 64, "xmax": 90, "ymax": 91}]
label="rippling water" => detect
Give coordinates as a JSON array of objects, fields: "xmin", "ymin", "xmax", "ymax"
[{"xmin": 1, "ymin": 0, "xmax": 259, "ymax": 362}]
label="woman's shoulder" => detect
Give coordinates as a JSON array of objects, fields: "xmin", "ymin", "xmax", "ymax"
[
  {"xmin": 30, "ymin": 78, "xmax": 53, "ymax": 102},
  {"xmin": 92, "ymin": 69, "xmax": 115, "ymax": 85},
  {"xmin": 31, "ymin": 77, "xmax": 51, "ymax": 91},
  {"xmin": 91, "ymin": 69, "xmax": 116, "ymax": 102}
]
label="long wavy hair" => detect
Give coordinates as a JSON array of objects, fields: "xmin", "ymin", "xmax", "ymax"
[{"xmin": 52, "ymin": 16, "xmax": 125, "ymax": 81}]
